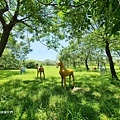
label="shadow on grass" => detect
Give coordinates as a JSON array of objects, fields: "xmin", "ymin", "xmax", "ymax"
[
  {"xmin": 74, "ymin": 67, "xmax": 87, "ymax": 72},
  {"xmin": 0, "ymin": 72, "xmax": 120, "ymax": 120}
]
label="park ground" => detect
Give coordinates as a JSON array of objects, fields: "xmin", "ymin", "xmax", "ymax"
[{"xmin": 0, "ymin": 66, "xmax": 120, "ymax": 120}]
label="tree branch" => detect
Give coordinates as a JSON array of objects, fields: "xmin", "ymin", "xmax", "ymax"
[
  {"xmin": 0, "ymin": 15, "xmax": 6, "ymax": 27},
  {"xmin": 0, "ymin": 0, "xmax": 9, "ymax": 27},
  {"xmin": 17, "ymin": 20, "xmax": 36, "ymax": 31},
  {"xmin": 10, "ymin": 0, "xmax": 20, "ymax": 24},
  {"xmin": 0, "ymin": 0, "xmax": 9, "ymax": 14},
  {"xmin": 19, "ymin": 16, "xmax": 30, "ymax": 21}
]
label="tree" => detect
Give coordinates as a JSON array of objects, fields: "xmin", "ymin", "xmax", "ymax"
[
  {"xmin": 0, "ymin": 0, "xmax": 59, "ymax": 57},
  {"xmin": 26, "ymin": 59, "xmax": 36, "ymax": 68},
  {"xmin": 57, "ymin": 0, "xmax": 120, "ymax": 79},
  {"xmin": 89, "ymin": 0, "xmax": 120, "ymax": 79},
  {"xmin": 0, "ymin": 49, "xmax": 21, "ymax": 69},
  {"xmin": 5, "ymin": 34, "xmax": 32, "ymax": 61}
]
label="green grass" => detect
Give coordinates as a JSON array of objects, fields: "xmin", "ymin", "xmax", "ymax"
[{"xmin": 0, "ymin": 66, "xmax": 120, "ymax": 120}]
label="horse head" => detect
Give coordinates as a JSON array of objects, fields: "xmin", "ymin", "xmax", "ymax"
[
  {"xmin": 36, "ymin": 63, "xmax": 39, "ymax": 68},
  {"xmin": 56, "ymin": 60, "xmax": 62, "ymax": 68}
]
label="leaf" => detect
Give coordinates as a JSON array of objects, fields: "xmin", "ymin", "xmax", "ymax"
[
  {"xmin": 111, "ymin": 21, "xmax": 120, "ymax": 35},
  {"xmin": 57, "ymin": 11, "xmax": 64, "ymax": 19},
  {"xmin": 74, "ymin": 0, "xmax": 79, "ymax": 2}
]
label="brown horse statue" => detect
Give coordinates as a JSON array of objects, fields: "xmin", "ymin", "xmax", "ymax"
[
  {"xmin": 56, "ymin": 60, "xmax": 75, "ymax": 89},
  {"xmin": 36, "ymin": 64, "xmax": 45, "ymax": 79}
]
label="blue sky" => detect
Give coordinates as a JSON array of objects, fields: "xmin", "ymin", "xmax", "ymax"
[{"xmin": 27, "ymin": 41, "xmax": 60, "ymax": 61}]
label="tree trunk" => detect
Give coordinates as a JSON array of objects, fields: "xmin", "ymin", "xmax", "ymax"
[
  {"xmin": 85, "ymin": 58, "xmax": 89, "ymax": 70},
  {"xmin": 0, "ymin": 26, "xmax": 12, "ymax": 57},
  {"xmin": 97, "ymin": 58, "xmax": 100, "ymax": 69},
  {"xmin": 105, "ymin": 40, "xmax": 118, "ymax": 80}
]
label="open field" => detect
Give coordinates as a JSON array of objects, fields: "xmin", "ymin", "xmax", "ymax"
[{"xmin": 0, "ymin": 66, "xmax": 120, "ymax": 120}]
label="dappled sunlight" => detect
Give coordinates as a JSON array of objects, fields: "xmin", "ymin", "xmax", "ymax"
[
  {"xmin": 0, "ymin": 69, "xmax": 36, "ymax": 84},
  {"xmin": 0, "ymin": 68, "xmax": 120, "ymax": 120}
]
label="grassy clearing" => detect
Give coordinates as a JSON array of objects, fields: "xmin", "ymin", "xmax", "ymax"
[{"xmin": 0, "ymin": 66, "xmax": 120, "ymax": 120}]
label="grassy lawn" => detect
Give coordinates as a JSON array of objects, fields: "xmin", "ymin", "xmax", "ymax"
[{"xmin": 0, "ymin": 66, "xmax": 120, "ymax": 120}]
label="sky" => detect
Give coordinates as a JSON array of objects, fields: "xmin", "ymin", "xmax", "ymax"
[{"xmin": 27, "ymin": 41, "xmax": 60, "ymax": 61}]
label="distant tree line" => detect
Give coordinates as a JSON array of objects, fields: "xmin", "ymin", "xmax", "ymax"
[{"xmin": 0, "ymin": 51, "xmax": 57, "ymax": 70}]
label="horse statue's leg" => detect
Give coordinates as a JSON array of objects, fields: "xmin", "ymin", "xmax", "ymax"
[
  {"xmin": 40, "ymin": 71, "xmax": 42, "ymax": 79},
  {"xmin": 37, "ymin": 69, "xmax": 39, "ymax": 78},
  {"xmin": 72, "ymin": 73, "xmax": 75, "ymax": 87},
  {"xmin": 69, "ymin": 75, "xmax": 71, "ymax": 86},
  {"xmin": 63, "ymin": 77, "xmax": 67, "ymax": 89},
  {"xmin": 43, "ymin": 71, "xmax": 45, "ymax": 80},
  {"xmin": 61, "ymin": 76, "xmax": 64, "ymax": 88}
]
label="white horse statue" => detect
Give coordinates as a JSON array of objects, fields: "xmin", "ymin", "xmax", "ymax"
[{"xmin": 99, "ymin": 64, "xmax": 107, "ymax": 75}]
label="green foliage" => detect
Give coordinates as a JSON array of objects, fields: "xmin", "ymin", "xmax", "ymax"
[
  {"xmin": 111, "ymin": 21, "xmax": 120, "ymax": 35},
  {"xmin": 57, "ymin": 11, "xmax": 65, "ymax": 19},
  {"xmin": 25, "ymin": 60, "xmax": 37, "ymax": 68},
  {"xmin": 7, "ymin": 38, "xmax": 32, "ymax": 61},
  {"xmin": 0, "ymin": 66, "xmax": 120, "ymax": 120},
  {"xmin": 0, "ymin": 49, "xmax": 22, "ymax": 70}
]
